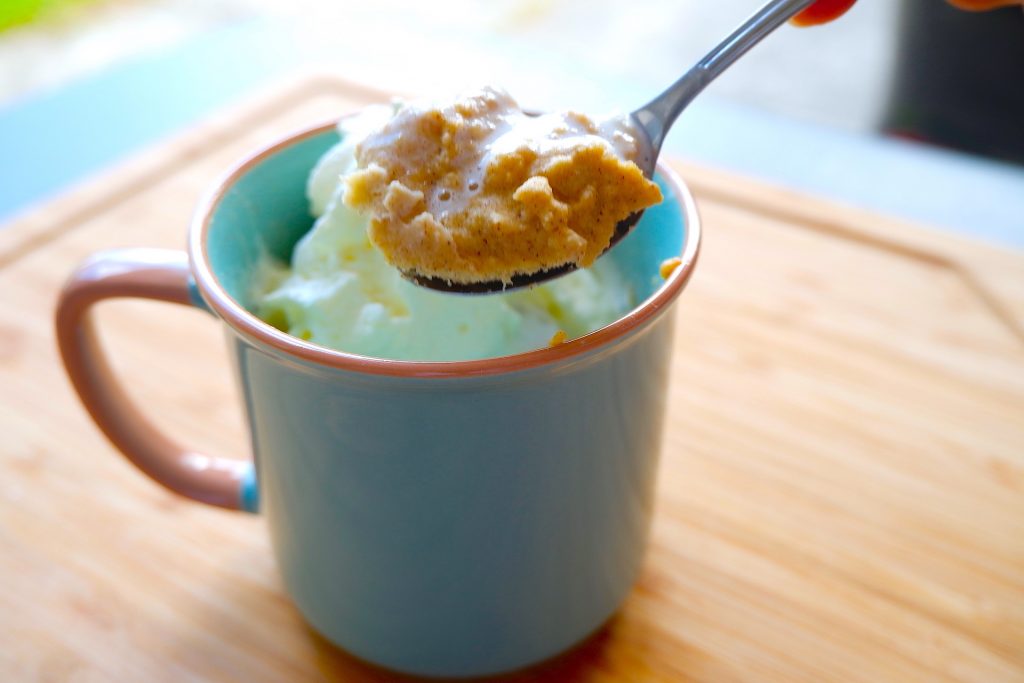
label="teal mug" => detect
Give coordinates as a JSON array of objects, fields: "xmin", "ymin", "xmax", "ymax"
[{"xmin": 55, "ymin": 121, "xmax": 701, "ymax": 678}]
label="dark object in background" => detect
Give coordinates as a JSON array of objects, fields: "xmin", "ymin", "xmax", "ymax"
[{"xmin": 884, "ymin": 0, "xmax": 1024, "ymax": 166}]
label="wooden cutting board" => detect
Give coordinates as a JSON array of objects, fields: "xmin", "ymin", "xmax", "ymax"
[{"xmin": 1, "ymin": 75, "xmax": 1022, "ymax": 683}]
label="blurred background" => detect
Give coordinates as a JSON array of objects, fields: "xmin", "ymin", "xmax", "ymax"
[{"xmin": 1, "ymin": 0, "xmax": 1022, "ymax": 241}]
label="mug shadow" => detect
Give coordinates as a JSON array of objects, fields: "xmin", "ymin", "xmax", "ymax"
[{"xmin": 303, "ymin": 616, "xmax": 618, "ymax": 683}]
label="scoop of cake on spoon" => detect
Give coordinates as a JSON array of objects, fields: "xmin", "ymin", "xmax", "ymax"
[{"xmin": 345, "ymin": 0, "xmax": 817, "ymax": 294}]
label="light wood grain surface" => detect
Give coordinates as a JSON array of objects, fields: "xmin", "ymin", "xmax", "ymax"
[{"xmin": 1, "ymin": 75, "xmax": 1022, "ymax": 683}]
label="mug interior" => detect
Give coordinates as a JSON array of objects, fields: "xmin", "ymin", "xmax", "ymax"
[
  {"xmin": 205, "ymin": 130, "xmax": 338, "ymax": 307},
  {"xmin": 204, "ymin": 128, "xmax": 686, "ymax": 314}
]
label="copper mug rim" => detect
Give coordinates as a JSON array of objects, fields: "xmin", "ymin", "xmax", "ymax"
[{"xmin": 188, "ymin": 119, "xmax": 702, "ymax": 379}]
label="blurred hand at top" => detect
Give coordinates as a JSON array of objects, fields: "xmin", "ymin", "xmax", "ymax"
[{"xmin": 792, "ymin": 0, "xmax": 1023, "ymax": 26}]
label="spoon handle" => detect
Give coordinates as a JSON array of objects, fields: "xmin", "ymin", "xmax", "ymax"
[{"xmin": 633, "ymin": 0, "xmax": 817, "ymax": 155}]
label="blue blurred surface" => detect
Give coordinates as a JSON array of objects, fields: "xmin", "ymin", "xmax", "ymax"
[{"xmin": 0, "ymin": 22, "xmax": 297, "ymax": 221}]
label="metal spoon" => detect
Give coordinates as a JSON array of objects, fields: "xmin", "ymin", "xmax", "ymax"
[{"xmin": 411, "ymin": 0, "xmax": 816, "ymax": 294}]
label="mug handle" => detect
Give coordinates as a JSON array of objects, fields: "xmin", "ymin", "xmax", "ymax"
[{"xmin": 55, "ymin": 248, "xmax": 257, "ymax": 512}]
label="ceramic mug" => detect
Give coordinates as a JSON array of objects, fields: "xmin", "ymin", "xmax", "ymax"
[{"xmin": 55, "ymin": 121, "xmax": 701, "ymax": 678}]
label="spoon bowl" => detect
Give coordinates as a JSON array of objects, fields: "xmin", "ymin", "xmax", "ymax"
[
  {"xmin": 409, "ymin": 0, "xmax": 815, "ymax": 294},
  {"xmin": 406, "ymin": 209, "xmax": 645, "ymax": 293}
]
